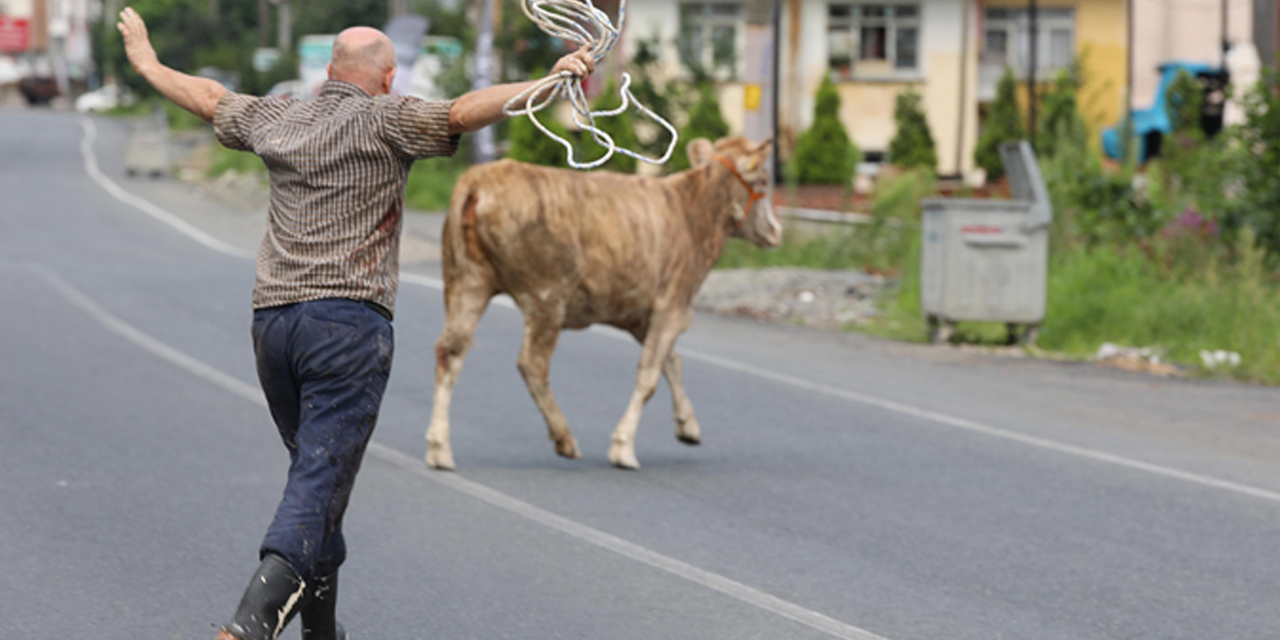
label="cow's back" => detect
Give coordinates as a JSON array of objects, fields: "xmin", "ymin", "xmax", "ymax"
[{"xmin": 446, "ymin": 160, "xmax": 692, "ymax": 330}]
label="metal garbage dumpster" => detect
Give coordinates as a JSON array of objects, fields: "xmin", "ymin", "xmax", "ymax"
[
  {"xmin": 124, "ymin": 110, "xmax": 172, "ymax": 179},
  {"xmin": 920, "ymin": 141, "xmax": 1052, "ymax": 345}
]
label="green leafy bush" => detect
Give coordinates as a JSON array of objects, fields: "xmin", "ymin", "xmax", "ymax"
[
  {"xmin": 791, "ymin": 76, "xmax": 859, "ymax": 185},
  {"xmin": 1233, "ymin": 69, "xmax": 1280, "ymax": 259},
  {"xmin": 976, "ymin": 69, "xmax": 1026, "ymax": 182},
  {"xmin": 584, "ymin": 79, "xmax": 639, "ymax": 174},
  {"xmin": 887, "ymin": 87, "xmax": 937, "ymax": 171},
  {"xmin": 506, "ymin": 106, "xmax": 576, "ymax": 168},
  {"xmin": 1037, "ymin": 64, "xmax": 1088, "ymax": 160},
  {"xmin": 669, "ymin": 83, "xmax": 730, "ymax": 172}
]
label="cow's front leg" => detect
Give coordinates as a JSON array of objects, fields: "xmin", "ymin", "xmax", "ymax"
[
  {"xmin": 516, "ymin": 312, "xmax": 580, "ymax": 460},
  {"xmin": 663, "ymin": 349, "xmax": 701, "ymax": 445},
  {"xmin": 609, "ymin": 323, "xmax": 682, "ymax": 470},
  {"xmin": 427, "ymin": 283, "xmax": 492, "ymax": 471}
]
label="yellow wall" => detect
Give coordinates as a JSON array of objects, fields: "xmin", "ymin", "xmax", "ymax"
[
  {"xmin": 984, "ymin": 0, "xmax": 1129, "ymax": 134},
  {"xmin": 837, "ymin": 82, "xmax": 912, "ymax": 154}
]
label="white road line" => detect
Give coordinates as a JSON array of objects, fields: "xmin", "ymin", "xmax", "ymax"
[
  {"xmin": 37, "ymin": 266, "xmax": 890, "ymax": 640},
  {"xmin": 78, "ymin": 115, "xmax": 1280, "ymax": 507},
  {"xmin": 78, "ymin": 116, "xmax": 256, "ymax": 259}
]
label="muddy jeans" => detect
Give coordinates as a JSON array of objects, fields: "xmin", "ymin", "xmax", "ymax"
[{"xmin": 250, "ymin": 298, "xmax": 394, "ymax": 582}]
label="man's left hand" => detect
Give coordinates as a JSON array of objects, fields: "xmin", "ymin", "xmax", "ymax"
[
  {"xmin": 550, "ymin": 46, "xmax": 596, "ymax": 79},
  {"xmin": 117, "ymin": 7, "xmax": 159, "ymax": 75}
]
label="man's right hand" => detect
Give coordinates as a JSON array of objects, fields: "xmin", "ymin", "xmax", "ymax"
[{"xmin": 117, "ymin": 7, "xmax": 159, "ymax": 75}]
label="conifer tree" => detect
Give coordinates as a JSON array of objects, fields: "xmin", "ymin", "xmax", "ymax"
[
  {"xmin": 669, "ymin": 83, "xmax": 731, "ymax": 172},
  {"xmin": 976, "ymin": 68, "xmax": 1027, "ymax": 181},
  {"xmin": 887, "ymin": 87, "xmax": 938, "ymax": 171},
  {"xmin": 584, "ymin": 79, "xmax": 640, "ymax": 174},
  {"xmin": 791, "ymin": 76, "xmax": 859, "ymax": 185}
]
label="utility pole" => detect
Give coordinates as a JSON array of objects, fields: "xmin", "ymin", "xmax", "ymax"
[
  {"xmin": 1028, "ymin": 0, "xmax": 1038, "ymax": 149},
  {"xmin": 390, "ymin": 0, "xmax": 411, "ymax": 20},
  {"xmin": 258, "ymin": 0, "xmax": 270, "ymax": 48},
  {"xmin": 276, "ymin": 0, "xmax": 291, "ymax": 54},
  {"xmin": 473, "ymin": 0, "xmax": 498, "ymax": 163},
  {"xmin": 771, "ymin": 0, "xmax": 782, "ymax": 185}
]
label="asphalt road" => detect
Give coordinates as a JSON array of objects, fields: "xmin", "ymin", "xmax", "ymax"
[{"xmin": 2, "ymin": 110, "xmax": 1279, "ymax": 640}]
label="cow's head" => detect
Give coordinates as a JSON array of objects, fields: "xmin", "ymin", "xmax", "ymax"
[{"xmin": 688, "ymin": 137, "xmax": 784, "ymax": 248}]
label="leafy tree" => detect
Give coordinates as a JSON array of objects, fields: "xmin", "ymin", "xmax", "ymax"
[
  {"xmin": 583, "ymin": 79, "xmax": 639, "ymax": 174},
  {"xmin": 887, "ymin": 86, "xmax": 937, "ymax": 171},
  {"xmin": 668, "ymin": 83, "xmax": 730, "ymax": 172},
  {"xmin": 791, "ymin": 75, "xmax": 859, "ymax": 184},
  {"xmin": 976, "ymin": 68, "xmax": 1026, "ymax": 182}
]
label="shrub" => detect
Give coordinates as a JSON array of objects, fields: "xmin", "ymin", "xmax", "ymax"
[
  {"xmin": 583, "ymin": 79, "xmax": 640, "ymax": 174},
  {"xmin": 1038, "ymin": 64, "xmax": 1088, "ymax": 160},
  {"xmin": 976, "ymin": 68, "xmax": 1026, "ymax": 182},
  {"xmin": 1233, "ymin": 68, "xmax": 1280, "ymax": 260},
  {"xmin": 791, "ymin": 76, "xmax": 859, "ymax": 185},
  {"xmin": 887, "ymin": 87, "xmax": 937, "ymax": 171},
  {"xmin": 668, "ymin": 83, "xmax": 731, "ymax": 172},
  {"xmin": 506, "ymin": 107, "xmax": 576, "ymax": 168}
]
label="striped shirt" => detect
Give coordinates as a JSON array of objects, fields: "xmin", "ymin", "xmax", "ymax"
[{"xmin": 213, "ymin": 80, "xmax": 459, "ymax": 317}]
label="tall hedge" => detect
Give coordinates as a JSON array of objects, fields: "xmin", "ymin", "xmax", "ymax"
[
  {"xmin": 976, "ymin": 68, "xmax": 1027, "ymax": 182},
  {"xmin": 791, "ymin": 76, "xmax": 859, "ymax": 185},
  {"xmin": 887, "ymin": 87, "xmax": 938, "ymax": 171},
  {"xmin": 669, "ymin": 83, "xmax": 731, "ymax": 172}
]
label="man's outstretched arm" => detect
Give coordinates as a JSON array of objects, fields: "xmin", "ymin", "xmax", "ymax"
[
  {"xmin": 447, "ymin": 47, "xmax": 596, "ymax": 135},
  {"xmin": 117, "ymin": 7, "xmax": 227, "ymax": 123}
]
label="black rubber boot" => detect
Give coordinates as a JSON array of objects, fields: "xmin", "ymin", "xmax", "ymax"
[
  {"xmin": 300, "ymin": 571, "xmax": 348, "ymax": 640},
  {"xmin": 221, "ymin": 554, "xmax": 308, "ymax": 640}
]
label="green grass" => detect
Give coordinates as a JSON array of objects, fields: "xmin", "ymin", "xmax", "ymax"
[
  {"xmin": 716, "ymin": 190, "xmax": 1274, "ymax": 384},
  {"xmin": 405, "ymin": 158, "xmax": 467, "ymax": 212},
  {"xmin": 724, "ymin": 224, "xmax": 1280, "ymax": 383},
  {"xmin": 104, "ymin": 99, "xmax": 207, "ymax": 131},
  {"xmin": 208, "ymin": 145, "xmax": 266, "ymax": 177}
]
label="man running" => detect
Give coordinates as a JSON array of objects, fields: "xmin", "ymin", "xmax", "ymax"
[{"xmin": 115, "ymin": 7, "xmax": 594, "ymax": 640}]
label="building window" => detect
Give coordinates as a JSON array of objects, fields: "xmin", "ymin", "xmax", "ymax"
[
  {"xmin": 679, "ymin": 2, "xmax": 744, "ymax": 78},
  {"xmin": 983, "ymin": 8, "xmax": 1075, "ymax": 78},
  {"xmin": 828, "ymin": 4, "xmax": 921, "ymax": 79}
]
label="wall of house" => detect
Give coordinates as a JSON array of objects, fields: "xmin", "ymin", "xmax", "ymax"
[
  {"xmin": 982, "ymin": 0, "xmax": 1128, "ymax": 137},
  {"xmin": 781, "ymin": 0, "xmax": 979, "ymax": 176},
  {"xmin": 620, "ymin": 0, "xmax": 749, "ymax": 144},
  {"xmin": 1132, "ymin": 0, "xmax": 1254, "ymax": 109}
]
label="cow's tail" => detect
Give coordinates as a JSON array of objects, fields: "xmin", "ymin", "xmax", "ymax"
[{"xmin": 440, "ymin": 170, "xmax": 494, "ymax": 291}]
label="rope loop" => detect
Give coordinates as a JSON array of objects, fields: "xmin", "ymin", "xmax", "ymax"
[{"xmin": 502, "ymin": 0, "xmax": 679, "ymax": 170}]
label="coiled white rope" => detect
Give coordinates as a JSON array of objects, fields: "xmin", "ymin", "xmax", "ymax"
[{"xmin": 503, "ymin": 0, "xmax": 679, "ymax": 170}]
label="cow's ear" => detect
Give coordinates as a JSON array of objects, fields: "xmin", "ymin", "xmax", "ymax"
[{"xmin": 687, "ymin": 138, "xmax": 716, "ymax": 168}]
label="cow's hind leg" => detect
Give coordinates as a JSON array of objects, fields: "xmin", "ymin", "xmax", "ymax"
[
  {"xmin": 426, "ymin": 281, "xmax": 492, "ymax": 471},
  {"xmin": 517, "ymin": 309, "xmax": 580, "ymax": 460},
  {"xmin": 663, "ymin": 350, "xmax": 701, "ymax": 445},
  {"xmin": 609, "ymin": 319, "xmax": 684, "ymax": 470}
]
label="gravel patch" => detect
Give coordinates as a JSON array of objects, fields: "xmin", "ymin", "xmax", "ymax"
[{"xmin": 694, "ymin": 268, "xmax": 894, "ymax": 330}]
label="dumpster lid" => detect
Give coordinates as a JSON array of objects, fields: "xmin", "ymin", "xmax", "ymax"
[{"xmin": 1000, "ymin": 141, "xmax": 1053, "ymax": 230}]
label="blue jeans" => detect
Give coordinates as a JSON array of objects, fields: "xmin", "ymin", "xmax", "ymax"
[{"xmin": 250, "ymin": 298, "xmax": 394, "ymax": 582}]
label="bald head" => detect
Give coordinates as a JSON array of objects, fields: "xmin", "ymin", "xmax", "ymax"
[{"xmin": 329, "ymin": 27, "xmax": 396, "ymax": 96}]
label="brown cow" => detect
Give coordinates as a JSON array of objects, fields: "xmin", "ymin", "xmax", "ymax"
[{"xmin": 426, "ymin": 136, "xmax": 781, "ymax": 470}]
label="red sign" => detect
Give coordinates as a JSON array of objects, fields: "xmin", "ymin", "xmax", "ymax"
[{"xmin": 0, "ymin": 17, "xmax": 30, "ymax": 53}]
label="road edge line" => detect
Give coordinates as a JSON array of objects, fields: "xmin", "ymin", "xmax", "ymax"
[
  {"xmin": 78, "ymin": 115, "xmax": 1280, "ymax": 507},
  {"xmin": 37, "ymin": 265, "xmax": 890, "ymax": 640}
]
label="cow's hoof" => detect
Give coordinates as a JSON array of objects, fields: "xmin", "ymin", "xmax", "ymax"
[
  {"xmin": 675, "ymin": 419, "xmax": 701, "ymax": 446},
  {"xmin": 555, "ymin": 436, "xmax": 582, "ymax": 459},
  {"xmin": 426, "ymin": 446, "xmax": 456, "ymax": 471},
  {"xmin": 607, "ymin": 443, "xmax": 640, "ymax": 470}
]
